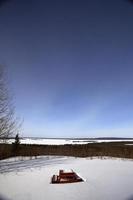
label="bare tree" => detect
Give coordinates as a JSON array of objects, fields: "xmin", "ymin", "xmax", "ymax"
[{"xmin": 0, "ymin": 65, "xmax": 19, "ymax": 138}]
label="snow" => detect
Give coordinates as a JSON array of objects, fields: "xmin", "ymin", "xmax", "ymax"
[
  {"xmin": 1, "ymin": 138, "xmax": 133, "ymax": 145},
  {"xmin": 0, "ymin": 138, "xmax": 93, "ymax": 145},
  {"xmin": 0, "ymin": 156, "xmax": 133, "ymax": 200}
]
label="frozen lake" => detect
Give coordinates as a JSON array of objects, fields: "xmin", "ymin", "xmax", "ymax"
[
  {"xmin": 1, "ymin": 138, "xmax": 133, "ymax": 145},
  {"xmin": 0, "ymin": 156, "xmax": 133, "ymax": 200}
]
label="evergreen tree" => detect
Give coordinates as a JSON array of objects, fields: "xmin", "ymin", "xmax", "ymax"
[{"xmin": 14, "ymin": 133, "xmax": 20, "ymax": 146}]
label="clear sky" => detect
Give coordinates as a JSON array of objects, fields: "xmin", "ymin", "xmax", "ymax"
[{"xmin": 0, "ymin": 0, "xmax": 133, "ymax": 138}]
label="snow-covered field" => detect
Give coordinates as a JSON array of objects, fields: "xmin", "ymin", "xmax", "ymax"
[
  {"xmin": 0, "ymin": 156, "xmax": 133, "ymax": 200},
  {"xmin": 1, "ymin": 138, "xmax": 133, "ymax": 145}
]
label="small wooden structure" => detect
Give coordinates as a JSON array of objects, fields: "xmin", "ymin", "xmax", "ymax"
[{"xmin": 51, "ymin": 169, "xmax": 84, "ymax": 184}]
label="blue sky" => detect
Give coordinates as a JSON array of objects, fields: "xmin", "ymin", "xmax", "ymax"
[{"xmin": 0, "ymin": 0, "xmax": 133, "ymax": 137}]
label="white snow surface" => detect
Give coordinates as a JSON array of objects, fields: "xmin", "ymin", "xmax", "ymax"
[
  {"xmin": 0, "ymin": 156, "xmax": 133, "ymax": 200},
  {"xmin": 1, "ymin": 138, "xmax": 133, "ymax": 145}
]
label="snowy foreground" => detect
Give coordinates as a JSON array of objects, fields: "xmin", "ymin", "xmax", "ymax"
[{"xmin": 0, "ymin": 156, "xmax": 133, "ymax": 200}]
